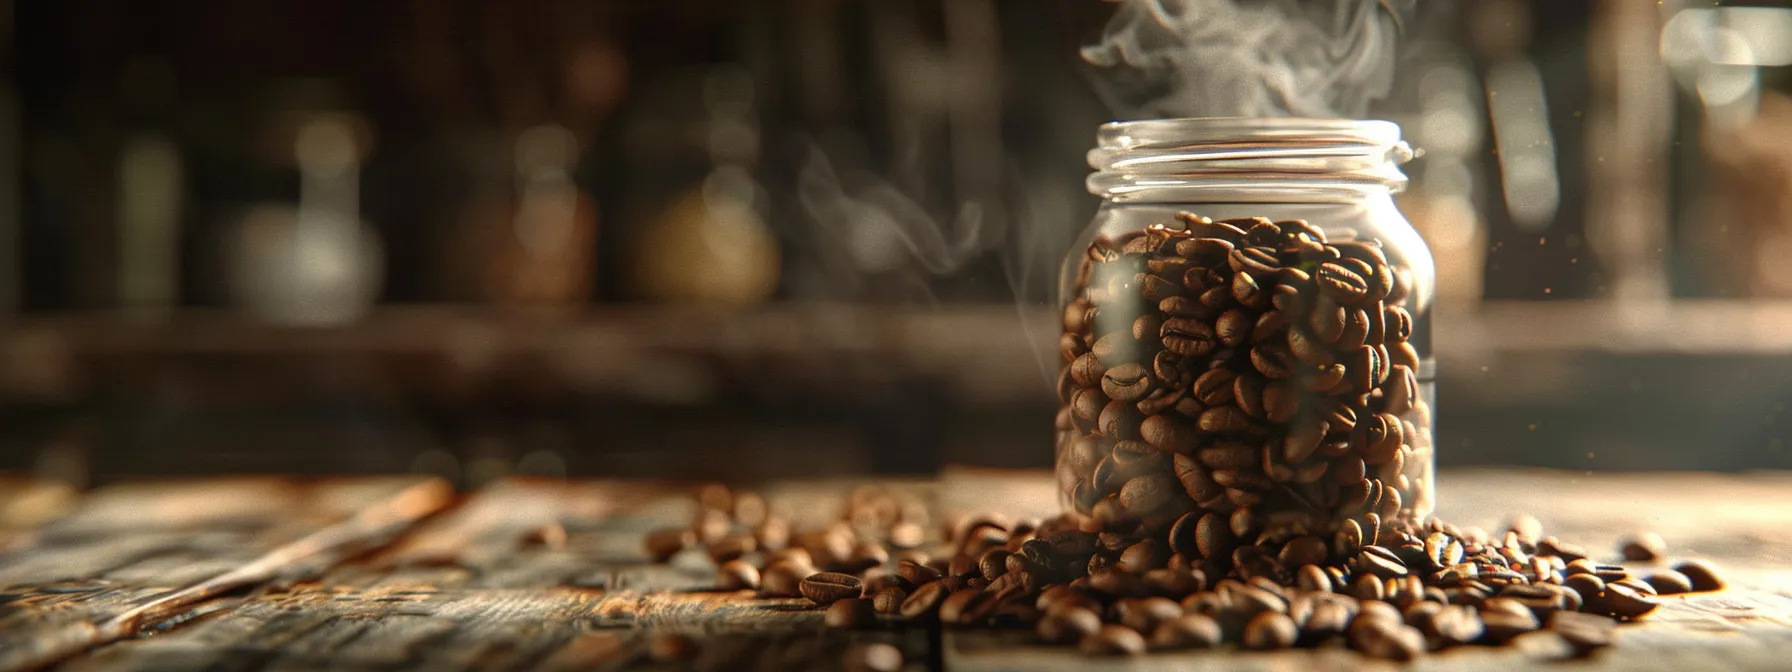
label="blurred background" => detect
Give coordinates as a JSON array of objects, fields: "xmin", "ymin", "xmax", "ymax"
[{"xmin": 2, "ymin": 0, "xmax": 1792, "ymax": 488}]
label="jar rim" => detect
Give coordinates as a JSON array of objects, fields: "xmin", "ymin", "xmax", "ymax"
[{"xmin": 1088, "ymin": 117, "xmax": 1415, "ymax": 202}]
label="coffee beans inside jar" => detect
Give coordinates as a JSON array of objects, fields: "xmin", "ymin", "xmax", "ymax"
[{"xmin": 1057, "ymin": 213, "xmax": 1434, "ymax": 553}]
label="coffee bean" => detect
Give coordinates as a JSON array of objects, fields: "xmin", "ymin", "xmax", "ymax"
[
  {"xmin": 1150, "ymin": 613, "xmax": 1222, "ymax": 650},
  {"xmin": 1161, "ymin": 318, "xmax": 1219, "ymax": 357},
  {"xmin": 1195, "ymin": 513, "xmax": 1237, "ymax": 563},
  {"xmin": 1188, "ymin": 370, "xmax": 1235, "ymax": 407},
  {"xmin": 976, "ymin": 549, "xmax": 1012, "ymax": 581},
  {"xmin": 1243, "ymin": 611, "xmax": 1299, "ymax": 650},
  {"xmin": 1384, "ymin": 365, "xmax": 1418, "ymax": 415},
  {"xmin": 1232, "ymin": 373, "xmax": 1268, "ymax": 419},
  {"xmin": 1316, "ymin": 262, "xmax": 1369, "ymax": 303},
  {"xmin": 1071, "ymin": 353, "xmax": 1107, "ymax": 388},
  {"xmin": 1197, "ymin": 406, "xmax": 1263, "ymax": 437},
  {"xmin": 1119, "ymin": 474, "xmax": 1181, "ymax": 517},
  {"xmin": 1355, "ymin": 620, "xmax": 1427, "ymax": 661},
  {"xmin": 1101, "ymin": 362, "xmax": 1155, "ymax": 402},
  {"xmin": 1199, "ymin": 285, "xmax": 1232, "ymax": 311},
  {"xmin": 1358, "ymin": 546, "xmax": 1409, "ymax": 579},
  {"xmin": 644, "ymin": 528, "xmax": 695, "ymax": 562},
  {"xmin": 1336, "ymin": 308, "xmax": 1371, "ymax": 350},
  {"xmin": 1187, "ymin": 217, "xmax": 1249, "ymax": 242},
  {"xmin": 1080, "ymin": 624, "xmax": 1148, "ymax": 656},
  {"xmin": 1140, "ymin": 415, "xmax": 1200, "ymax": 454},
  {"xmin": 1092, "ymin": 332, "xmax": 1143, "ymax": 366},
  {"xmin": 1118, "ymin": 538, "xmax": 1171, "ymax": 573},
  {"xmin": 1479, "ymin": 599, "xmax": 1541, "ymax": 643},
  {"xmin": 1601, "ymin": 583, "xmax": 1659, "ymax": 620},
  {"xmin": 1160, "ymin": 295, "xmax": 1204, "ymax": 318},
  {"xmin": 1309, "ymin": 297, "xmax": 1347, "ymax": 343},
  {"xmin": 1344, "ymin": 345, "xmax": 1386, "ymax": 395},
  {"xmin": 897, "ymin": 559, "xmax": 944, "ymax": 586},
  {"xmin": 899, "ymin": 580, "xmax": 950, "ymax": 619},
  {"xmin": 1098, "ymin": 400, "xmax": 1146, "ymax": 440},
  {"xmin": 1216, "ymin": 309, "xmax": 1254, "ymax": 347},
  {"xmin": 1229, "ymin": 246, "xmax": 1281, "ymax": 278},
  {"xmin": 1388, "ymin": 341, "xmax": 1420, "ymax": 372},
  {"xmin": 1238, "ymin": 219, "xmax": 1279, "ymax": 246},
  {"xmin": 760, "ymin": 560, "xmax": 815, "ymax": 598},
  {"xmin": 1175, "ymin": 237, "xmax": 1235, "ymax": 261},
  {"xmin": 1142, "ymin": 567, "xmax": 1203, "ymax": 597},
  {"xmin": 1283, "ymin": 419, "xmax": 1328, "ymax": 463},
  {"xmin": 1038, "ymin": 606, "xmax": 1103, "ymax": 644},
  {"xmin": 1425, "ymin": 532, "xmax": 1465, "ymax": 570},
  {"xmin": 800, "ymin": 572, "xmax": 863, "ymax": 606},
  {"xmin": 1173, "ymin": 454, "xmax": 1225, "ymax": 504},
  {"xmin": 1619, "ymin": 532, "xmax": 1666, "ymax": 563},
  {"xmin": 1286, "ymin": 327, "xmax": 1335, "ymax": 367},
  {"xmin": 1139, "ymin": 274, "xmax": 1182, "ymax": 302},
  {"xmin": 1295, "ymin": 564, "xmax": 1333, "ymax": 593},
  {"xmin": 1114, "ymin": 596, "xmax": 1183, "ymax": 633},
  {"xmin": 1196, "ymin": 441, "xmax": 1256, "ymax": 470},
  {"xmin": 1245, "ymin": 343, "xmax": 1294, "ymax": 379},
  {"xmin": 826, "ymin": 598, "xmax": 878, "ymax": 629},
  {"xmin": 717, "ymin": 560, "xmax": 761, "ymax": 591},
  {"xmin": 1645, "ymin": 569, "xmax": 1693, "ymax": 595},
  {"xmin": 1279, "ymin": 536, "xmax": 1330, "ymax": 568},
  {"xmin": 872, "ymin": 586, "xmax": 909, "ymax": 614}
]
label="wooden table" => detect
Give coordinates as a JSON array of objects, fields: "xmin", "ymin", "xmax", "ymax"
[{"xmin": 4, "ymin": 468, "xmax": 1792, "ymax": 671}]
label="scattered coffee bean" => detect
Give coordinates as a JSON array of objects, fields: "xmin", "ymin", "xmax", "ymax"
[
  {"xmin": 899, "ymin": 580, "xmax": 949, "ymax": 620},
  {"xmin": 1549, "ymin": 611, "xmax": 1617, "ymax": 654},
  {"xmin": 1644, "ymin": 569, "xmax": 1692, "ymax": 596},
  {"xmin": 717, "ymin": 560, "xmax": 760, "ymax": 591},
  {"xmin": 1619, "ymin": 532, "xmax": 1666, "ymax": 563},
  {"xmin": 1080, "ymin": 624, "xmax": 1148, "ymax": 656},
  {"xmin": 1673, "ymin": 560, "xmax": 1726, "ymax": 592},
  {"xmin": 1243, "ymin": 611, "xmax": 1299, "ymax": 650},
  {"xmin": 826, "ymin": 598, "xmax": 878, "ymax": 629},
  {"xmin": 800, "ymin": 572, "xmax": 863, "ymax": 606},
  {"xmin": 1038, "ymin": 606, "xmax": 1104, "ymax": 644}
]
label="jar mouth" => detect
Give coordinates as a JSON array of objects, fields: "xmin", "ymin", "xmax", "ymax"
[{"xmin": 1088, "ymin": 117, "xmax": 1416, "ymax": 202}]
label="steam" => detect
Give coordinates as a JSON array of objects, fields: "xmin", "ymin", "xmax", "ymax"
[{"xmin": 1083, "ymin": 0, "xmax": 1417, "ymax": 119}]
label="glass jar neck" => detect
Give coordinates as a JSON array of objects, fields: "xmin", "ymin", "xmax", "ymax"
[{"xmin": 1087, "ymin": 118, "xmax": 1414, "ymax": 205}]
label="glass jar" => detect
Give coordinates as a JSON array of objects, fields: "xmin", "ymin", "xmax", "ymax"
[{"xmin": 1054, "ymin": 118, "xmax": 1435, "ymax": 553}]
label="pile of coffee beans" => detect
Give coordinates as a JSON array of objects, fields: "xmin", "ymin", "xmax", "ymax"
[
  {"xmin": 642, "ymin": 485, "xmax": 1726, "ymax": 661},
  {"xmin": 1055, "ymin": 213, "xmax": 1434, "ymax": 546}
]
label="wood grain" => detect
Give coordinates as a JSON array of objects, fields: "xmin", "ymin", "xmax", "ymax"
[{"xmin": 3, "ymin": 469, "xmax": 1791, "ymax": 671}]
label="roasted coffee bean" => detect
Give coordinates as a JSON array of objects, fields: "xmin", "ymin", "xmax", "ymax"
[
  {"xmin": 1233, "ymin": 373, "xmax": 1268, "ymax": 418},
  {"xmin": 1150, "ymin": 613, "xmax": 1223, "ymax": 650},
  {"xmin": 717, "ymin": 560, "xmax": 761, "ymax": 591},
  {"xmin": 899, "ymin": 580, "xmax": 950, "ymax": 619},
  {"xmin": 1070, "ymin": 388, "xmax": 1108, "ymax": 431},
  {"xmin": 1296, "ymin": 564, "xmax": 1334, "ymax": 593},
  {"xmin": 1250, "ymin": 344, "xmax": 1297, "ymax": 379},
  {"xmin": 978, "ymin": 549, "xmax": 1012, "ymax": 581},
  {"xmin": 1199, "ymin": 285, "xmax": 1234, "ymax": 311},
  {"xmin": 1173, "ymin": 454, "xmax": 1225, "ymax": 505},
  {"xmin": 1479, "ymin": 600, "xmax": 1541, "ymax": 643},
  {"xmin": 1258, "ymin": 381, "xmax": 1300, "ymax": 425},
  {"xmin": 826, "ymin": 598, "xmax": 878, "ymax": 629},
  {"xmin": 1351, "ymin": 573, "xmax": 1385, "ymax": 600},
  {"xmin": 1231, "ymin": 272, "xmax": 1268, "ymax": 309},
  {"xmin": 1100, "ymin": 362, "xmax": 1155, "ymax": 403},
  {"xmin": 1388, "ymin": 341, "xmax": 1420, "ymax": 372},
  {"xmin": 1283, "ymin": 420, "xmax": 1328, "ymax": 463},
  {"xmin": 1119, "ymin": 474, "xmax": 1181, "ymax": 517},
  {"xmin": 1175, "ymin": 237, "xmax": 1235, "ymax": 261},
  {"xmin": 800, "ymin": 572, "xmax": 863, "ymax": 606},
  {"xmin": 1383, "ymin": 305, "xmax": 1412, "ymax": 343},
  {"xmin": 1241, "ymin": 219, "xmax": 1281, "ymax": 246},
  {"xmin": 1619, "ymin": 532, "xmax": 1667, "ymax": 563},
  {"xmin": 1161, "ymin": 295, "xmax": 1205, "ymax": 317},
  {"xmin": 1646, "ymin": 569, "xmax": 1693, "ymax": 595},
  {"xmin": 1216, "ymin": 309, "xmax": 1254, "ymax": 347},
  {"xmin": 1071, "ymin": 353, "xmax": 1107, "ymax": 388},
  {"xmin": 644, "ymin": 529, "xmax": 696, "ymax": 562},
  {"xmin": 1601, "ymin": 583, "xmax": 1660, "ymax": 620},
  {"xmin": 938, "ymin": 589, "xmax": 988, "ymax": 625},
  {"xmin": 1336, "ymin": 308, "xmax": 1371, "ymax": 350},
  {"xmin": 1038, "ymin": 606, "xmax": 1104, "ymax": 644},
  {"xmin": 897, "ymin": 559, "xmax": 944, "ymax": 586},
  {"xmin": 1354, "ymin": 620, "xmax": 1426, "ymax": 661},
  {"xmin": 1317, "ymin": 262, "xmax": 1369, "ymax": 303},
  {"xmin": 760, "ymin": 560, "xmax": 815, "ymax": 598},
  {"xmin": 1140, "ymin": 415, "xmax": 1200, "ymax": 454},
  {"xmin": 1343, "ymin": 345, "xmax": 1386, "ymax": 395},
  {"xmin": 1092, "ymin": 332, "xmax": 1143, "ymax": 366},
  {"xmin": 1309, "ymin": 297, "xmax": 1347, "ymax": 343},
  {"xmin": 1425, "ymin": 532, "xmax": 1465, "ymax": 569},
  {"xmin": 1286, "ymin": 327, "xmax": 1335, "ymax": 367},
  {"xmin": 1198, "ymin": 441, "xmax": 1257, "ymax": 470},
  {"xmin": 1142, "ymin": 567, "xmax": 1203, "ymax": 597},
  {"xmin": 1198, "ymin": 406, "xmax": 1263, "ymax": 437},
  {"xmin": 1114, "ymin": 597, "xmax": 1184, "ymax": 633},
  {"xmin": 1060, "ymin": 332, "xmax": 1088, "ymax": 364},
  {"xmin": 1117, "ymin": 538, "xmax": 1171, "ymax": 573},
  {"xmin": 1358, "ymin": 546, "xmax": 1409, "ymax": 579},
  {"xmin": 1139, "ymin": 274, "xmax": 1182, "ymax": 302},
  {"xmin": 1161, "ymin": 318, "xmax": 1219, "ymax": 357},
  {"xmin": 1279, "ymin": 536, "xmax": 1330, "ymax": 568},
  {"xmin": 1538, "ymin": 537, "xmax": 1590, "ymax": 562},
  {"xmin": 1195, "ymin": 513, "xmax": 1237, "ymax": 563},
  {"xmin": 872, "ymin": 586, "xmax": 909, "ymax": 614},
  {"xmin": 1098, "ymin": 400, "xmax": 1146, "ymax": 441},
  {"xmin": 1229, "ymin": 246, "xmax": 1281, "ymax": 278},
  {"xmin": 1243, "ymin": 611, "xmax": 1299, "ymax": 650},
  {"xmin": 1192, "ymin": 369, "xmax": 1238, "ymax": 407},
  {"xmin": 1080, "ymin": 624, "xmax": 1148, "ymax": 656}
]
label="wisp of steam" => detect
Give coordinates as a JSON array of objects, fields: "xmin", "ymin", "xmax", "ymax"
[{"xmin": 1083, "ymin": 0, "xmax": 1417, "ymax": 119}]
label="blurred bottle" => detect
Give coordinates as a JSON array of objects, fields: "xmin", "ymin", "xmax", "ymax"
[
  {"xmin": 628, "ymin": 67, "xmax": 779, "ymax": 304},
  {"xmin": 477, "ymin": 125, "xmax": 598, "ymax": 308},
  {"xmin": 228, "ymin": 114, "xmax": 385, "ymax": 325}
]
